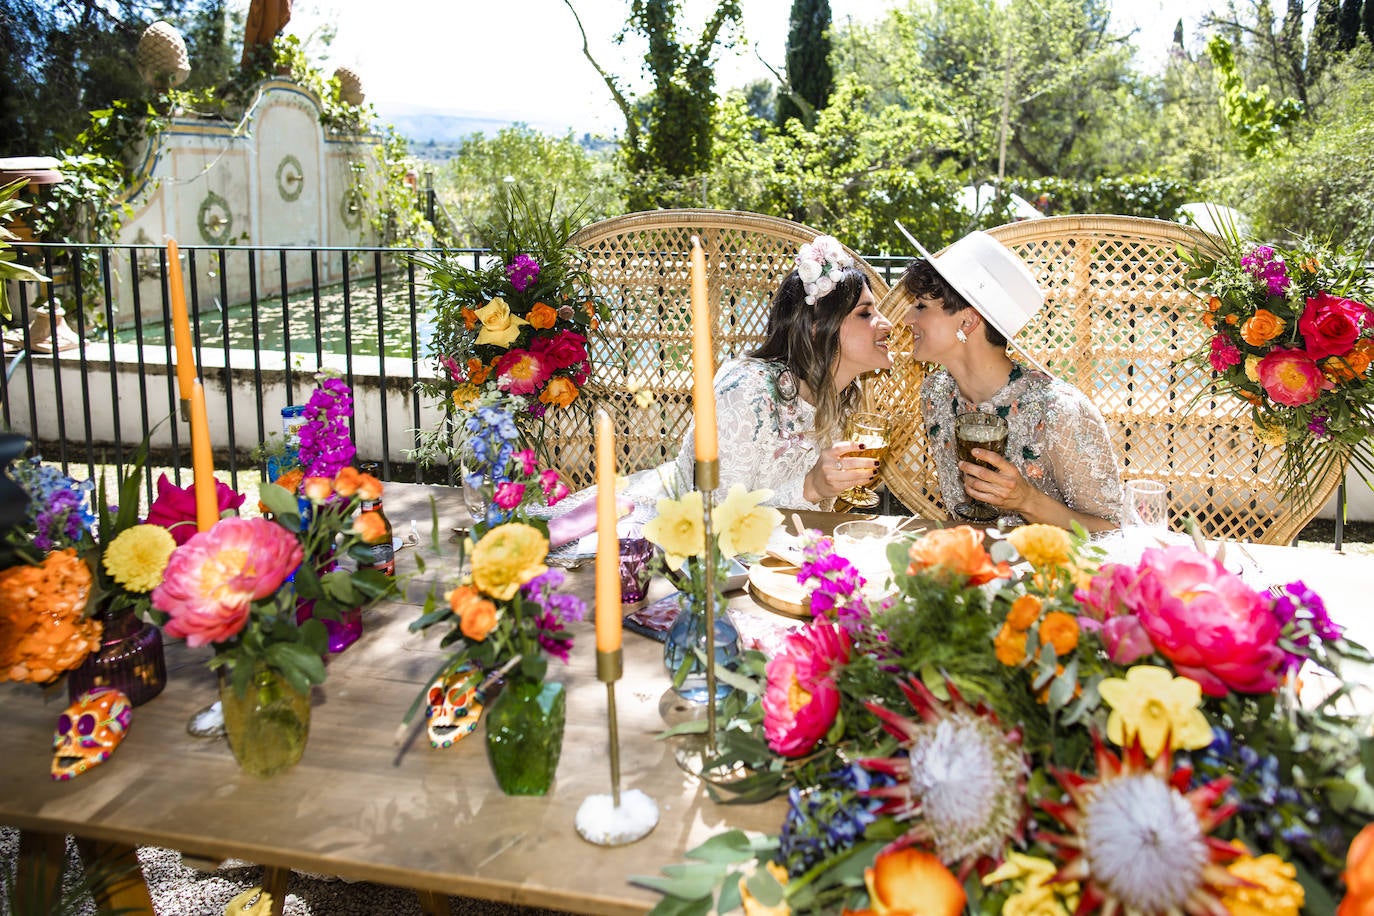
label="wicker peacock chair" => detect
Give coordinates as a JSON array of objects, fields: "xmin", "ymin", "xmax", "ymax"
[
  {"xmin": 552, "ymin": 210, "xmax": 889, "ymax": 490},
  {"xmin": 868, "ymin": 214, "xmax": 1343, "ymax": 545}
]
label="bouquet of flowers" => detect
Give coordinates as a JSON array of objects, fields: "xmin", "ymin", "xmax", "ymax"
[
  {"xmin": 1185, "ymin": 228, "xmax": 1374, "ymax": 502},
  {"xmin": 639, "ymin": 524, "xmax": 1373, "ymax": 915},
  {"xmin": 410, "ymin": 189, "xmax": 604, "ymax": 476}
]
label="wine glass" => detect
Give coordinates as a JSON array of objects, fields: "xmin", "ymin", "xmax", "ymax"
[
  {"xmin": 1124, "ymin": 479, "xmax": 1168, "ymax": 531},
  {"xmin": 838, "ymin": 412, "xmax": 890, "ymax": 510},
  {"xmin": 953, "ymin": 411, "xmax": 1009, "ymax": 521},
  {"xmin": 459, "ymin": 462, "xmax": 490, "ymax": 524}
]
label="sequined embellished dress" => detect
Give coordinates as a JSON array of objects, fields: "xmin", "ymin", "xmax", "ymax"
[{"xmin": 921, "ymin": 362, "xmax": 1123, "ymax": 524}]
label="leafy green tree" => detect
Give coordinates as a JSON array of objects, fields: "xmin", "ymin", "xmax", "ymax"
[
  {"xmin": 1206, "ymin": 34, "xmax": 1304, "ymax": 158},
  {"xmin": 776, "ymin": 0, "xmax": 834, "ymax": 128}
]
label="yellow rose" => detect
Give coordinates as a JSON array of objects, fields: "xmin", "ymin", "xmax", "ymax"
[
  {"xmin": 713, "ymin": 485, "xmax": 782, "ymax": 559},
  {"xmin": 1006, "ymin": 524, "xmax": 1072, "ymax": 569},
  {"xmin": 642, "ymin": 491, "xmax": 705, "ymax": 571},
  {"xmin": 474, "ymin": 297, "xmax": 530, "ymax": 348},
  {"xmin": 470, "ymin": 523, "xmax": 548, "ymax": 601}
]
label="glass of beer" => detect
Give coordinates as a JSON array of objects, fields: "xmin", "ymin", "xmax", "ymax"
[
  {"xmin": 838, "ymin": 412, "xmax": 890, "ymax": 509},
  {"xmin": 953, "ymin": 411, "xmax": 1009, "ymax": 521}
]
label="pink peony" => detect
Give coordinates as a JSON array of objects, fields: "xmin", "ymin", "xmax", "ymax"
[
  {"xmin": 1117, "ymin": 546, "xmax": 1284, "ymax": 696},
  {"xmin": 493, "ymin": 481, "xmax": 526, "ymax": 510},
  {"xmin": 1257, "ymin": 347, "xmax": 1326, "ymax": 406},
  {"xmin": 144, "ymin": 473, "xmax": 246, "ymax": 546},
  {"xmin": 1299, "ymin": 291, "xmax": 1372, "ymax": 360},
  {"xmin": 1075, "ymin": 563, "xmax": 1153, "ymax": 664},
  {"xmin": 763, "ymin": 622, "xmax": 851, "ymax": 756},
  {"xmin": 493, "ymin": 349, "xmax": 552, "ymax": 396},
  {"xmin": 1208, "ymin": 334, "xmax": 1243, "ymax": 373},
  {"xmin": 152, "ymin": 517, "xmax": 303, "ymax": 647}
]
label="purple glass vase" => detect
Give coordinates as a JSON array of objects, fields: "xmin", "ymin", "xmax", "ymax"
[
  {"xmin": 295, "ymin": 600, "xmax": 363, "ymax": 654},
  {"xmin": 67, "ymin": 610, "xmax": 167, "ymax": 707}
]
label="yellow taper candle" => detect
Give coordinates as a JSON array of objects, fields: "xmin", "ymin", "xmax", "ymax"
[
  {"xmin": 690, "ymin": 236, "xmax": 718, "ymax": 462},
  {"xmin": 189, "ymin": 380, "xmax": 218, "ymax": 532},
  {"xmin": 166, "ymin": 239, "xmax": 197, "ymax": 399},
  {"xmin": 595, "ymin": 410, "xmax": 622, "ymax": 653}
]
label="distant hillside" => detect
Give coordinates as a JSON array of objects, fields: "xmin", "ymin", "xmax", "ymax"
[{"xmin": 385, "ymin": 112, "xmax": 516, "ymax": 144}]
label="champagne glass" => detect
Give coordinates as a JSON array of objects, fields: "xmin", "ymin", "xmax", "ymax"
[
  {"xmin": 1124, "ymin": 479, "xmax": 1168, "ymax": 531},
  {"xmin": 953, "ymin": 411, "xmax": 1009, "ymax": 522},
  {"xmin": 838, "ymin": 412, "xmax": 890, "ymax": 509}
]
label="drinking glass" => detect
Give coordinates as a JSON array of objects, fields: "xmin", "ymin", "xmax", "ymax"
[
  {"xmin": 1124, "ymin": 479, "xmax": 1169, "ymax": 531},
  {"xmin": 838, "ymin": 412, "xmax": 890, "ymax": 510},
  {"xmin": 618, "ymin": 537, "xmax": 655, "ymax": 604},
  {"xmin": 953, "ymin": 411, "xmax": 1009, "ymax": 522},
  {"xmin": 832, "ymin": 519, "xmax": 894, "ymax": 591},
  {"xmin": 460, "ymin": 464, "xmax": 489, "ymax": 523}
]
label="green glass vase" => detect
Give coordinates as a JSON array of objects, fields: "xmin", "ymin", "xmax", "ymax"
[
  {"xmin": 219, "ymin": 662, "xmax": 311, "ymax": 777},
  {"xmin": 483, "ymin": 677, "xmax": 566, "ymax": 796}
]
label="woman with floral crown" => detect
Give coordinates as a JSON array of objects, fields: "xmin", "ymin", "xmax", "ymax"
[
  {"xmin": 900, "ymin": 231, "xmax": 1122, "ymax": 531},
  {"xmin": 552, "ymin": 235, "xmax": 895, "ymax": 533}
]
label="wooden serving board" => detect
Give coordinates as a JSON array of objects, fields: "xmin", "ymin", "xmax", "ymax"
[{"xmin": 746, "ymin": 556, "xmax": 810, "ymax": 618}]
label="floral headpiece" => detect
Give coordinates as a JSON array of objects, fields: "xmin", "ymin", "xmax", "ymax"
[{"xmin": 796, "ymin": 235, "xmax": 855, "ymax": 306}]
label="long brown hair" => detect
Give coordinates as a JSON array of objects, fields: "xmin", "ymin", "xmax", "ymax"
[{"xmin": 749, "ymin": 266, "xmax": 870, "ymax": 441}]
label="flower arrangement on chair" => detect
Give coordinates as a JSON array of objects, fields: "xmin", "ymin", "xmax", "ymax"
[
  {"xmin": 403, "ymin": 397, "xmax": 585, "ymax": 794},
  {"xmin": 639, "ymin": 523, "xmax": 1373, "ymax": 914},
  {"xmin": 410, "ymin": 189, "xmax": 605, "ymax": 477},
  {"xmin": 1184, "ymin": 227, "xmax": 1374, "ymax": 503}
]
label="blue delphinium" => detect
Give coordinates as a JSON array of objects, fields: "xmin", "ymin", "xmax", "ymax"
[
  {"xmin": 11, "ymin": 459, "xmax": 94, "ymax": 551},
  {"xmin": 778, "ymin": 763, "xmax": 889, "ymax": 879}
]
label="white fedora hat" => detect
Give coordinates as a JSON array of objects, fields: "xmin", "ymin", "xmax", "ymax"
[{"xmin": 896, "ymin": 222, "xmax": 1050, "ymax": 372}]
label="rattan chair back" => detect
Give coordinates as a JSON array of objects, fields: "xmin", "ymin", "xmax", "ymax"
[
  {"xmin": 553, "ymin": 209, "xmax": 889, "ymax": 490},
  {"xmin": 868, "ymin": 214, "xmax": 1341, "ymax": 544}
]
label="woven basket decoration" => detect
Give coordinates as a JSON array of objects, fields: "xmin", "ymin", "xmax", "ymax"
[
  {"xmin": 334, "ymin": 67, "xmax": 365, "ymax": 106},
  {"xmin": 868, "ymin": 214, "xmax": 1343, "ymax": 545},
  {"xmin": 563, "ymin": 209, "xmax": 889, "ymax": 491},
  {"xmin": 137, "ymin": 21, "xmax": 191, "ymax": 89}
]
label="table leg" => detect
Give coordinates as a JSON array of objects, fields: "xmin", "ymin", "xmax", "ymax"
[
  {"xmin": 417, "ymin": 889, "xmax": 450, "ymax": 915},
  {"xmin": 262, "ymin": 865, "xmax": 292, "ymax": 916},
  {"xmin": 15, "ymin": 829, "xmax": 64, "ymax": 911},
  {"xmin": 74, "ymin": 838, "xmax": 155, "ymax": 915}
]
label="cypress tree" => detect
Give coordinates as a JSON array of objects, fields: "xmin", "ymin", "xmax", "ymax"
[
  {"xmin": 1339, "ymin": 0, "xmax": 1362, "ymax": 50},
  {"xmin": 1364, "ymin": 0, "xmax": 1374, "ymax": 46},
  {"xmin": 776, "ymin": 0, "xmax": 833, "ymax": 127},
  {"xmin": 1312, "ymin": 0, "xmax": 1343, "ymax": 75}
]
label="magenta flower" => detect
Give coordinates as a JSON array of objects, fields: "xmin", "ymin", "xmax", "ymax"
[
  {"xmin": 1075, "ymin": 562, "xmax": 1153, "ymax": 663},
  {"xmin": 1257, "ymin": 348, "xmax": 1326, "ymax": 406},
  {"xmin": 152, "ymin": 517, "xmax": 303, "ymax": 647},
  {"xmin": 298, "ymin": 378, "xmax": 355, "ymax": 477},
  {"xmin": 506, "ymin": 254, "xmax": 540, "ymax": 293},
  {"xmin": 539, "ymin": 469, "xmax": 569, "ymax": 506},
  {"xmin": 494, "ymin": 481, "xmax": 526, "ymax": 510},
  {"xmin": 1309, "ymin": 413, "xmax": 1330, "ymax": 439},
  {"xmin": 513, "ymin": 448, "xmax": 538, "ymax": 476},
  {"xmin": 144, "ymin": 473, "xmax": 246, "ymax": 546},
  {"xmin": 1208, "ymin": 334, "xmax": 1243, "ymax": 373},
  {"xmin": 1241, "ymin": 244, "xmax": 1291, "ymax": 295},
  {"xmin": 1115, "ymin": 546, "xmax": 1285, "ymax": 696},
  {"xmin": 763, "ymin": 622, "xmax": 851, "ymax": 756}
]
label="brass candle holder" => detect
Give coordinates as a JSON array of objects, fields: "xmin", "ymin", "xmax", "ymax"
[
  {"xmin": 574, "ymin": 648, "xmax": 659, "ymax": 846},
  {"xmin": 695, "ymin": 457, "xmax": 720, "ymax": 755}
]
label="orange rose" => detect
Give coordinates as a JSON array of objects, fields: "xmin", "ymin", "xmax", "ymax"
[
  {"xmin": 1322, "ymin": 337, "xmax": 1374, "ymax": 382},
  {"xmin": 1224, "ymin": 313, "xmax": 1239, "ymax": 325},
  {"xmin": 994, "ymin": 623, "xmax": 1027, "ymax": 666},
  {"xmin": 906, "ymin": 526, "xmax": 1011, "ymax": 586},
  {"xmin": 1207, "ymin": 295, "xmax": 1222, "ymax": 312},
  {"xmin": 527, "ymin": 301, "xmax": 558, "ymax": 330},
  {"xmin": 461, "ymin": 307, "xmax": 479, "ymax": 331},
  {"xmin": 468, "ymin": 358, "xmax": 490, "ymax": 385},
  {"xmin": 1240, "ymin": 309, "xmax": 1286, "ymax": 347},
  {"xmin": 1202, "ymin": 311, "xmax": 1216, "ymax": 328},
  {"xmin": 302, "ymin": 476, "xmax": 334, "ymax": 502},
  {"xmin": 1006, "ymin": 594, "xmax": 1042, "ymax": 630},
  {"xmin": 1039, "ymin": 610, "xmax": 1080, "ymax": 655},
  {"xmin": 353, "ymin": 511, "xmax": 388, "ymax": 544},
  {"xmin": 449, "ymin": 585, "xmax": 499, "ymax": 641},
  {"xmin": 259, "ymin": 467, "xmax": 304, "ymax": 514},
  {"xmin": 333, "ymin": 466, "xmax": 362, "ymax": 497},
  {"xmin": 1339, "ymin": 823, "xmax": 1374, "ymax": 916},
  {"xmin": 842, "ymin": 848, "xmax": 965, "ymax": 916},
  {"xmin": 357, "ymin": 473, "xmax": 383, "ymax": 501},
  {"xmin": 539, "ymin": 376, "xmax": 579, "ymax": 408}
]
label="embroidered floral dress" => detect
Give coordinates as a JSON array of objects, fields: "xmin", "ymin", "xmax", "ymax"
[{"xmin": 921, "ymin": 362, "xmax": 1123, "ymax": 524}]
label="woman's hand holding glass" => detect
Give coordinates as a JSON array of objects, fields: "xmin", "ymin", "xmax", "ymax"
[{"xmin": 836, "ymin": 412, "xmax": 889, "ymax": 509}]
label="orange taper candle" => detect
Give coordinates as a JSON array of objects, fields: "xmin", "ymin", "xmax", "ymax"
[
  {"xmin": 594, "ymin": 409, "xmax": 622, "ymax": 653},
  {"xmin": 166, "ymin": 239, "xmax": 197, "ymax": 400},
  {"xmin": 189, "ymin": 380, "xmax": 218, "ymax": 532},
  {"xmin": 690, "ymin": 236, "xmax": 718, "ymax": 462}
]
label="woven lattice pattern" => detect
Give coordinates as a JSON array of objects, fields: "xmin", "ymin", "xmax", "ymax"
[
  {"xmin": 868, "ymin": 215, "xmax": 1342, "ymax": 545},
  {"xmin": 561, "ymin": 210, "xmax": 888, "ymax": 490}
]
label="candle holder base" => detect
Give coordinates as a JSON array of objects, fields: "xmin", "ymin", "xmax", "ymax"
[{"xmin": 574, "ymin": 789, "xmax": 659, "ymax": 846}]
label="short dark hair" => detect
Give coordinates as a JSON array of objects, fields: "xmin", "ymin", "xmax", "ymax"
[{"xmin": 899, "ymin": 259, "xmax": 1007, "ymax": 348}]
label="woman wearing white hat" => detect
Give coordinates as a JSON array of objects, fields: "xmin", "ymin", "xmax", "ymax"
[{"xmin": 899, "ymin": 231, "xmax": 1122, "ymax": 531}]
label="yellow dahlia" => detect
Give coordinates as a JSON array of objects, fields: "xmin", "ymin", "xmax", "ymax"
[
  {"xmin": 103, "ymin": 524, "xmax": 177, "ymax": 593},
  {"xmin": 1219, "ymin": 848, "xmax": 1303, "ymax": 915},
  {"xmin": 1007, "ymin": 524, "xmax": 1072, "ymax": 569}
]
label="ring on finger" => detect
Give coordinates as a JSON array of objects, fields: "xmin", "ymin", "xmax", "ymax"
[{"xmin": 835, "ymin": 459, "xmax": 844, "ymax": 471}]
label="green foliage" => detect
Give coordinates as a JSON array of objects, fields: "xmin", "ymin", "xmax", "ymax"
[
  {"xmin": 1207, "ymin": 34, "xmax": 1305, "ymax": 158},
  {"xmin": 777, "ymin": 0, "xmax": 834, "ymax": 127},
  {"xmin": 0, "ymin": 180, "xmax": 50, "ymax": 322},
  {"xmin": 1013, "ymin": 173, "xmax": 1193, "ymax": 219}
]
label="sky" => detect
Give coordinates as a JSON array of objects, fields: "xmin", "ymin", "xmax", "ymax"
[{"xmin": 257, "ymin": 0, "xmax": 1220, "ymax": 136}]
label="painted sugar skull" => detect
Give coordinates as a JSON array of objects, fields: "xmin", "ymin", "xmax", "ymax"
[
  {"xmin": 52, "ymin": 687, "xmax": 133, "ymax": 781},
  {"xmin": 425, "ymin": 664, "xmax": 485, "ymax": 749}
]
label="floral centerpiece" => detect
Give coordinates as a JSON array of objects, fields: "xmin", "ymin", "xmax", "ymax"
[
  {"xmin": 642, "ymin": 485, "xmax": 782, "ymax": 700},
  {"xmin": 409, "ymin": 189, "xmax": 604, "ymax": 477},
  {"xmin": 403, "ymin": 396, "xmax": 586, "ymax": 795},
  {"xmin": 638, "ymin": 524, "xmax": 1373, "ymax": 914},
  {"xmin": 1185, "ymin": 227, "xmax": 1374, "ymax": 502}
]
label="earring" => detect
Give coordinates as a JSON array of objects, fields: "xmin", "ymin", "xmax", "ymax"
[{"xmin": 956, "ymin": 327, "xmax": 968, "ymax": 344}]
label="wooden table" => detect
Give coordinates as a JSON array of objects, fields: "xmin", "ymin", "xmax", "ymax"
[
  {"xmin": 0, "ymin": 485, "xmax": 835, "ymax": 916},
  {"xmin": 3, "ymin": 489, "xmax": 1371, "ymax": 915}
]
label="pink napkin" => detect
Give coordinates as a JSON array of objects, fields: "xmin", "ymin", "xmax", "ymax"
[{"xmin": 547, "ymin": 494, "xmax": 634, "ymax": 547}]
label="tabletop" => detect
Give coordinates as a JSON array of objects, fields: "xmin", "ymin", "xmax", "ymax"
[{"xmin": 2, "ymin": 487, "xmax": 1371, "ymax": 915}]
